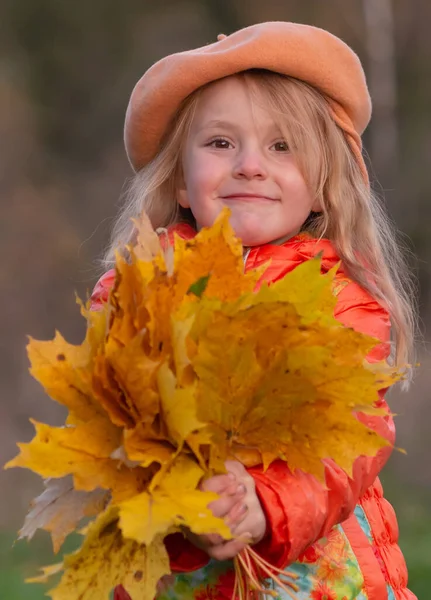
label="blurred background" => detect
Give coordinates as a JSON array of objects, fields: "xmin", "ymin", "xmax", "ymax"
[{"xmin": 1, "ymin": 0, "xmax": 430, "ymax": 597}]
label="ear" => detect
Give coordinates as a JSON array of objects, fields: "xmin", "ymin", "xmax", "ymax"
[
  {"xmin": 176, "ymin": 167, "xmax": 190, "ymax": 208},
  {"xmin": 177, "ymin": 187, "xmax": 190, "ymax": 209}
]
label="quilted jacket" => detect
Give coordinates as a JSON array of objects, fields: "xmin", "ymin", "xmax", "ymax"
[{"xmin": 90, "ymin": 223, "xmax": 416, "ymax": 600}]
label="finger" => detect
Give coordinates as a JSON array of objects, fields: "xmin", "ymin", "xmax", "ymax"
[
  {"xmin": 208, "ymin": 487, "xmax": 246, "ymax": 518},
  {"xmin": 231, "ymin": 509, "xmax": 266, "ymax": 542},
  {"xmin": 226, "ymin": 500, "xmax": 248, "ymax": 528},
  {"xmin": 207, "ymin": 536, "xmax": 250, "ymax": 561},
  {"xmin": 200, "ymin": 473, "xmax": 237, "ymax": 494},
  {"xmin": 198, "ymin": 532, "xmax": 226, "ymax": 546},
  {"xmin": 185, "ymin": 530, "xmax": 227, "ymax": 550},
  {"xmin": 225, "ymin": 460, "xmax": 248, "ymax": 478}
]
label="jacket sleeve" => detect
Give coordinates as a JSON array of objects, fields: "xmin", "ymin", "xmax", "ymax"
[
  {"xmin": 249, "ymin": 280, "xmax": 395, "ymax": 568},
  {"xmin": 91, "ymin": 272, "xmax": 210, "ymax": 573},
  {"xmin": 89, "ymin": 269, "xmax": 116, "ymax": 310}
]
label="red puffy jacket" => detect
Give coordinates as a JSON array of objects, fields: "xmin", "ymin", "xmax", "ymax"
[{"xmin": 91, "ymin": 224, "xmax": 415, "ymax": 600}]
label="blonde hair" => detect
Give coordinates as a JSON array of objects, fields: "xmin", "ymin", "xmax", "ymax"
[{"xmin": 105, "ymin": 70, "xmax": 417, "ymax": 371}]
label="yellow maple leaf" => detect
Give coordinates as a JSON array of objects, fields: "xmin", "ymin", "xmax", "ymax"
[
  {"xmin": 5, "ymin": 419, "xmax": 156, "ymax": 502},
  {"xmin": 186, "ymin": 261, "xmax": 394, "ymax": 477},
  {"xmin": 32, "ymin": 507, "xmax": 170, "ymax": 600},
  {"xmin": 27, "ymin": 332, "xmax": 104, "ymax": 424},
  {"xmin": 6, "ymin": 208, "xmax": 407, "ymax": 599},
  {"xmin": 118, "ymin": 455, "xmax": 231, "ymax": 545},
  {"xmin": 123, "ymin": 427, "xmax": 176, "ymax": 468},
  {"xmin": 106, "ymin": 334, "xmax": 161, "ymax": 427},
  {"xmin": 6, "ymin": 418, "xmax": 120, "ymax": 480},
  {"xmin": 172, "ymin": 212, "xmax": 261, "ymax": 303},
  {"xmin": 157, "ymin": 362, "xmax": 204, "ymax": 447},
  {"xmin": 253, "ymin": 256, "xmax": 340, "ymax": 326},
  {"xmin": 171, "ymin": 310, "xmax": 196, "ymax": 387}
]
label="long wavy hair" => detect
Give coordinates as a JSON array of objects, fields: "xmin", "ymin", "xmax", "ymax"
[{"xmin": 104, "ymin": 70, "xmax": 417, "ymax": 371}]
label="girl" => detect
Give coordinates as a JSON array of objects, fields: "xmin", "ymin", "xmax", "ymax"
[{"xmin": 91, "ymin": 22, "xmax": 417, "ymax": 600}]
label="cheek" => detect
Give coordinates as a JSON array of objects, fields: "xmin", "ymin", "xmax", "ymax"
[
  {"xmin": 282, "ymin": 174, "xmax": 313, "ymax": 210},
  {"xmin": 190, "ymin": 163, "xmax": 222, "ymax": 195}
]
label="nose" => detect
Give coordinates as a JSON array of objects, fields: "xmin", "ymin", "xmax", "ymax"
[{"xmin": 232, "ymin": 146, "xmax": 268, "ymax": 180}]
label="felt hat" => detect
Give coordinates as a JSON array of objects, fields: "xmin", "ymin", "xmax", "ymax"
[{"xmin": 124, "ymin": 21, "xmax": 371, "ymax": 180}]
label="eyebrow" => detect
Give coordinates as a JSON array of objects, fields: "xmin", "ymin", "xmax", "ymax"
[
  {"xmin": 197, "ymin": 119, "xmax": 238, "ymax": 132},
  {"xmin": 196, "ymin": 119, "xmax": 283, "ymax": 136}
]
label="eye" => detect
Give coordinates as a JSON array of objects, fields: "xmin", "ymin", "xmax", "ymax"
[
  {"xmin": 271, "ymin": 140, "xmax": 290, "ymax": 152},
  {"xmin": 207, "ymin": 137, "xmax": 233, "ymax": 149}
]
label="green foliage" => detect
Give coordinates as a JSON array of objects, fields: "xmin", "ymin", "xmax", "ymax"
[
  {"xmin": 383, "ymin": 474, "xmax": 431, "ymax": 596},
  {"xmin": 187, "ymin": 274, "xmax": 210, "ymax": 297},
  {"xmin": 0, "ymin": 530, "xmax": 81, "ymax": 599}
]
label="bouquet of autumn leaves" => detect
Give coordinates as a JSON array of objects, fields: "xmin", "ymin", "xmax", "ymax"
[{"xmin": 6, "ymin": 209, "xmax": 401, "ymax": 600}]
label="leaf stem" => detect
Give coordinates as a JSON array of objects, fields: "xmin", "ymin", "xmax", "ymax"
[{"xmin": 233, "ymin": 545, "xmax": 299, "ymax": 600}]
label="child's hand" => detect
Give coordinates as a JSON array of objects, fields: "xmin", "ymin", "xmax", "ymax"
[
  {"xmin": 188, "ymin": 460, "xmax": 267, "ymax": 560},
  {"xmin": 222, "ymin": 460, "xmax": 267, "ymax": 546}
]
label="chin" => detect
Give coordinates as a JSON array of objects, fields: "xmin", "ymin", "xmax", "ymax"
[
  {"xmin": 232, "ymin": 229, "xmax": 271, "ymax": 247},
  {"xmin": 227, "ymin": 216, "xmax": 270, "ymax": 247}
]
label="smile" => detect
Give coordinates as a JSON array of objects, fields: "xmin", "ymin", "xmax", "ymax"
[{"xmin": 222, "ymin": 194, "xmax": 278, "ymax": 202}]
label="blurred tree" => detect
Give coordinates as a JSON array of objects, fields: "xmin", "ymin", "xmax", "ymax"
[
  {"xmin": 206, "ymin": 0, "xmax": 242, "ymax": 31},
  {"xmin": 362, "ymin": 0, "xmax": 399, "ymax": 193},
  {"xmin": 3, "ymin": 0, "xmax": 147, "ymax": 164}
]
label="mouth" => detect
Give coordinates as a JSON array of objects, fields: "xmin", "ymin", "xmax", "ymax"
[{"xmin": 221, "ymin": 194, "xmax": 278, "ymax": 202}]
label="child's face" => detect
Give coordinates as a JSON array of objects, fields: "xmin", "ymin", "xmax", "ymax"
[{"xmin": 178, "ymin": 76, "xmax": 321, "ymax": 246}]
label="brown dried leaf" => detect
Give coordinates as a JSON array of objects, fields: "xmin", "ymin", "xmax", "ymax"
[
  {"xmin": 132, "ymin": 212, "xmax": 161, "ymax": 262},
  {"xmin": 20, "ymin": 477, "xmax": 109, "ymax": 552}
]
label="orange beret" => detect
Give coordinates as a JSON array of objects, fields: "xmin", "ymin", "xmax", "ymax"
[{"xmin": 125, "ymin": 21, "xmax": 371, "ymax": 180}]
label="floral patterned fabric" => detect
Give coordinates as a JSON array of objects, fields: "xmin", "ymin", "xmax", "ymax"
[{"xmin": 156, "ymin": 519, "xmax": 371, "ymax": 600}]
